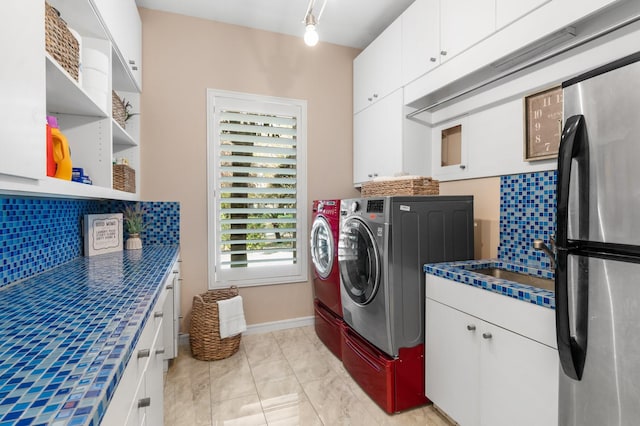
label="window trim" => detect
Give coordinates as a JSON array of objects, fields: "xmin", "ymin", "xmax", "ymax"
[{"xmin": 206, "ymin": 89, "xmax": 308, "ymax": 289}]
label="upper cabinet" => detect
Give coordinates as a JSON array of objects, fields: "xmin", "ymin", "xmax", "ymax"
[
  {"xmin": 0, "ymin": 1, "xmax": 142, "ymax": 200},
  {"xmin": 91, "ymin": 0, "xmax": 142, "ymax": 91},
  {"xmin": 401, "ymin": 0, "xmax": 495, "ymax": 87},
  {"xmin": 439, "ymin": 0, "xmax": 496, "ymax": 61},
  {"xmin": 401, "ymin": 0, "xmax": 440, "ymax": 85},
  {"xmin": 0, "ymin": 3, "xmax": 45, "ymax": 180},
  {"xmin": 496, "ymin": 0, "xmax": 551, "ymax": 30},
  {"xmin": 353, "ymin": 17, "xmax": 402, "ymax": 114}
]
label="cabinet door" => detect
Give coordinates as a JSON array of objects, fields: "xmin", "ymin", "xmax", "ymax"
[
  {"xmin": 353, "ymin": 18, "xmax": 401, "ymax": 113},
  {"xmin": 402, "ymin": 0, "xmax": 440, "ymax": 85},
  {"xmin": 496, "ymin": 0, "xmax": 550, "ymax": 29},
  {"xmin": 353, "ymin": 89, "xmax": 403, "ymax": 185},
  {"xmin": 426, "ymin": 299, "xmax": 480, "ymax": 426},
  {"xmin": 440, "ymin": 0, "xmax": 496, "ymax": 60},
  {"xmin": 432, "ymin": 117, "xmax": 468, "ymax": 180},
  {"xmin": 0, "ymin": 2, "xmax": 45, "ymax": 179},
  {"xmin": 146, "ymin": 318, "xmax": 165, "ymax": 426},
  {"xmin": 479, "ymin": 323, "xmax": 559, "ymax": 426},
  {"xmin": 91, "ymin": 0, "xmax": 142, "ymax": 89}
]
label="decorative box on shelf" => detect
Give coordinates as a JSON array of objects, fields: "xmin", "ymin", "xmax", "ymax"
[
  {"xmin": 361, "ymin": 176, "xmax": 440, "ymax": 197},
  {"xmin": 45, "ymin": 2, "xmax": 80, "ymax": 81},
  {"xmin": 113, "ymin": 164, "xmax": 136, "ymax": 193}
]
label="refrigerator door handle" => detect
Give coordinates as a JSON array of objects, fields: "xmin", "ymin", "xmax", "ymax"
[
  {"xmin": 556, "ymin": 114, "xmax": 587, "ymax": 248},
  {"xmin": 555, "ymin": 113, "xmax": 589, "ymax": 381},
  {"xmin": 556, "ymin": 249, "xmax": 588, "ymax": 380}
]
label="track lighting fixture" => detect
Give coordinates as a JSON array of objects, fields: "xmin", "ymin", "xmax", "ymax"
[{"xmin": 303, "ymin": 0, "xmax": 326, "ymax": 46}]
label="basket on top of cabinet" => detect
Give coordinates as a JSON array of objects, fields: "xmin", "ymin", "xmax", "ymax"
[
  {"xmin": 361, "ymin": 176, "xmax": 440, "ymax": 197},
  {"xmin": 44, "ymin": 2, "xmax": 79, "ymax": 81}
]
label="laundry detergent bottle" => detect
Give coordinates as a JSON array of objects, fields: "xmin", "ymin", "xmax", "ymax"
[
  {"xmin": 47, "ymin": 116, "xmax": 72, "ymax": 180},
  {"xmin": 45, "ymin": 117, "xmax": 56, "ymax": 177}
]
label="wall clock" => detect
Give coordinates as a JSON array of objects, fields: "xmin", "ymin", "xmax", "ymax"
[{"xmin": 524, "ymin": 86, "xmax": 563, "ymax": 161}]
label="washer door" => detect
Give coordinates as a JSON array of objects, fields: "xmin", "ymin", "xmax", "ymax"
[
  {"xmin": 338, "ymin": 217, "xmax": 381, "ymax": 305},
  {"xmin": 310, "ymin": 216, "xmax": 334, "ymax": 279}
]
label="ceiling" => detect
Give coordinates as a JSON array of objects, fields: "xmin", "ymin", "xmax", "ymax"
[{"xmin": 135, "ymin": 0, "xmax": 416, "ymax": 49}]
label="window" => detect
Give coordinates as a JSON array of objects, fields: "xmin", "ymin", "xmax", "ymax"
[{"xmin": 207, "ymin": 90, "xmax": 308, "ymax": 288}]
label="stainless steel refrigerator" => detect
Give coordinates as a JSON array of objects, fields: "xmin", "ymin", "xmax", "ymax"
[{"xmin": 556, "ymin": 51, "xmax": 640, "ymax": 425}]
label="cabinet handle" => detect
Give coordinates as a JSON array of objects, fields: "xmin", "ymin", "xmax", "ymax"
[
  {"xmin": 138, "ymin": 349, "xmax": 150, "ymax": 358},
  {"xmin": 482, "ymin": 332, "xmax": 493, "ymax": 339},
  {"xmin": 368, "ymin": 97, "xmax": 373, "ymax": 102},
  {"xmin": 440, "ymin": 50, "xmax": 448, "ymax": 56},
  {"xmin": 367, "ymin": 174, "xmax": 373, "ymax": 178},
  {"xmin": 177, "ymin": 278, "xmax": 184, "ymax": 281},
  {"xmin": 466, "ymin": 324, "xmax": 476, "ymax": 331},
  {"xmin": 166, "ymin": 284, "xmax": 174, "ymax": 290},
  {"xmin": 178, "ymin": 315, "xmax": 184, "ymax": 319},
  {"xmin": 373, "ymin": 173, "xmax": 378, "ymax": 177},
  {"xmin": 459, "ymin": 164, "xmax": 466, "ymax": 170},
  {"xmin": 138, "ymin": 397, "xmax": 151, "ymax": 408},
  {"xmin": 430, "ymin": 57, "xmax": 437, "ymax": 62},
  {"xmin": 172, "ymin": 271, "xmax": 179, "ymax": 274},
  {"xmin": 129, "ymin": 59, "xmax": 136, "ymax": 65},
  {"xmin": 154, "ymin": 311, "xmax": 164, "ymax": 318},
  {"xmin": 156, "ymin": 348, "xmax": 165, "ymax": 355},
  {"xmin": 132, "ymin": 66, "xmax": 139, "ymax": 71},
  {"xmin": 373, "ymin": 93, "xmax": 378, "ymax": 98},
  {"xmin": 178, "ymin": 259, "xmax": 182, "ymax": 263}
]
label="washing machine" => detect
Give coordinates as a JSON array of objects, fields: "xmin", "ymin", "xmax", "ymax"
[
  {"xmin": 310, "ymin": 199, "xmax": 343, "ymax": 358},
  {"xmin": 338, "ymin": 195, "xmax": 474, "ymax": 413}
]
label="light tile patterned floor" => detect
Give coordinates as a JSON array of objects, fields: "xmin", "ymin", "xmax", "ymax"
[{"xmin": 163, "ymin": 325, "xmax": 453, "ymax": 425}]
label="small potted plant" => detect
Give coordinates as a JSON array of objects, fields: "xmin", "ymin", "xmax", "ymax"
[{"xmin": 123, "ymin": 203, "xmax": 146, "ymax": 250}]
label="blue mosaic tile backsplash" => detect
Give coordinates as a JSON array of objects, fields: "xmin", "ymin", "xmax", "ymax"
[
  {"xmin": 0, "ymin": 197, "xmax": 179, "ymax": 288},
  {"xmin": 498, "ymin": 171, "xmax": 557, "ymax": 270}
]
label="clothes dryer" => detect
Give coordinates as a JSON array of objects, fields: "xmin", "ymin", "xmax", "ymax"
[
  {"xmin": 338, "ymin": 195, "xmax": 474, "ymax": 413},
  {"xmin": 310, "ymin": 199, "xmax": 343, "ymax": 358}
]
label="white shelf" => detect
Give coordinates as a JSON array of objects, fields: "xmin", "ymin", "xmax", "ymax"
[
  {"xmin": 0, "ymin": 174, "xmax": 138, "ymax": 201},
  {"xmin": 112, "ymin": 120, "xmax": 138, "ymax": 148},
  {"xmin": 46, "ymin": 55, "xmax": 107, "ymax": 117}
]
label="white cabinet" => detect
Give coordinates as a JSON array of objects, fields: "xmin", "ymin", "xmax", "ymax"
[
  {"xmin": 440, "ymin": 0, "xmax": 496, "ymax": 61},
  {"xmin": 103, "ymin": 284, "xmax": 169, "ymax": 425},
  {"xmin": 401, "ymin": 0, "xmax": 440, "ymax": 85},
  {"xmin": 163, "ymin": 258, "xmax": 182, "ymax": 363},
  {"xmin": 496, "ymin": 0, "xmax": 551, "ymax": 29},
  {"xmin": 353, "ymin": 89, "xmax": 430, "ymax": 185},
  {"xmin": 431, "ymin": 117, "xmax": 468, "ymax": 180},
  {"xmin": 401, "ymin": 0, "xmax": 495, "ymax": 87},
  {"xmin": 91, "ymin": 0, "xmax": 142, "ymax": 90},
  {"xmin": 425, "ymin": 274, "xmax": 558, "ymax": 426},
  {"xmin": 0, "ymin": 1, "xmax": 141, "ymax": 200},
  {"xmin": 353, "ymin": 17, "xmax": 402, "ymax": 114},
  {"xmin": 0, "ymin": 3, "xmax": 45, "ymax": 180}
]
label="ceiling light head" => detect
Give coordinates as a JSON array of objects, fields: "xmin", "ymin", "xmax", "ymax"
[{"xmin": 304, "ymin": 23, "xmax": 319, "ymax": 46}]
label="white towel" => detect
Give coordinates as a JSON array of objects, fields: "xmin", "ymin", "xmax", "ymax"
[{"xmin": 217, "ymin": 295, "xmax": 247, "ymax": 339}]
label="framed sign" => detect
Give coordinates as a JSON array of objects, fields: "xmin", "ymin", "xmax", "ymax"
[
  {"xmin": 524, "ymin": 86, "xmax": 563, "ymax": 161},
  {"xmin": 83, "ymin": 213, "xmax": 123, "ymax": 256}
]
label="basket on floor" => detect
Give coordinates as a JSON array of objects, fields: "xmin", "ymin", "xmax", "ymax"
[{"xmin": 189, "ymin": 286, "xmax": 242, "ymax": 361}]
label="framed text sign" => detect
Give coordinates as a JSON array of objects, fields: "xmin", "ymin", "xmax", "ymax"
[
  {"xmin": 524, "ymin": 86, "xmax": 563, "ymax": 161},
  {"xmin": 83, "ymin": 213, "xmax": 123, "ymax": 256}
]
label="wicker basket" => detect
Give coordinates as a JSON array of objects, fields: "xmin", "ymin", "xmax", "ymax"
[
  {"xmin": 112, "ymin": 164, "xmax": 136, "ymax": 193},
  {"xmin": 189, "ymin": 287, "xmax": 242, "ymax": 361},
  {"xmin": 45, "ymin": 2, "xmax": 79, "ymax": 81},
  {"xmin": 361, "ymin": 176, "xmax": 440, "ymax": 197},
  {"xmin": 112, "ymin": 91, "xmax": 127, "ymax": 128}
]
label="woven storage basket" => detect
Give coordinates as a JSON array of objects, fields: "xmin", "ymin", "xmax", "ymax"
[
  {"xmin": 190, "ymin": 287, "xmax": 242, "ymax": 361},
  {"xmin": 112, "ymin": 164, "xmax": 136, "ymax": 193},
  {"xmin": 361, "ymin": 176, "xmax": 440, "ymax": 197},
  {"xmin": 45, "ymin": 2, "xmax": 79, "ymax": 81},
  {"xmin": 112, "ymin": 91, "xmax": 127, "ymax": 128}
]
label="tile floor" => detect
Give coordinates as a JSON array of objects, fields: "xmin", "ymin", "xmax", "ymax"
[{"xmin": 163, "ymin": 325, "xmax": 452, "ymax": 425}]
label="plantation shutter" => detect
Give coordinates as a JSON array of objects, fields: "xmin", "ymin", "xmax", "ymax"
[{"xmin": 208, "ymin": 91, "xmax": 307, "ymax": 287}]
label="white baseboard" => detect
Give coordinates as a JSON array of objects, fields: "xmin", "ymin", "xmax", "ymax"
[
  {"xmin": 178, "ymin": 315, "xmax": 314, "ymax": 342},
  {"xmin": 243, "ymin": 316, "xmax": 315, "ymax": 335}
]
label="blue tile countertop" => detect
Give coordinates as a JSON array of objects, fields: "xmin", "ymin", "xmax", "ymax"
[
  {"xmin": 424, "ymin": 259, "xmax": 555, "ymax": 309},
  {"xmin": 0, "ymin": 245, "xmax": 179, "ymax": 426}
]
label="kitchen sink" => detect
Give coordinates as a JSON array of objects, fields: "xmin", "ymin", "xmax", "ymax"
[{"xmin": 474, "ymin": 268, "xmax": 555, "ymax": 291}]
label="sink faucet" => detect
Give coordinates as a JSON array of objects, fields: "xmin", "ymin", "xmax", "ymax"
[{"xmin": 533, "ymin": 237, "xmax": 556, "ymax": 269}]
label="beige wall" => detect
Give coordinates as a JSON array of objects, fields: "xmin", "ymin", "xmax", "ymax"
[
  {"xmin": 439, "ymin": 177, "xmax": 500, "ymax": 259},
  {"xmin": 139, "ymin": 9, "xmax": 359, "ymax": 329}
]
